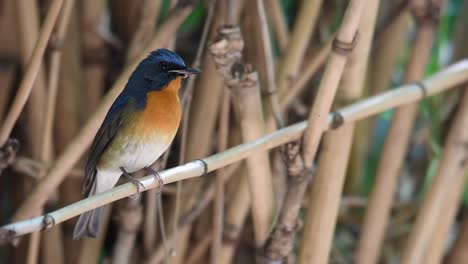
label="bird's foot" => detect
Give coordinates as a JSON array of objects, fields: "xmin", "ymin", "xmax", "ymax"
[
  {"xmin": 120, "ymin": 167, "xmax": 145, "ymax": 199},
  {"xmin": 145, "ymin": 166, "xmax": 163, "ymax": 195}
]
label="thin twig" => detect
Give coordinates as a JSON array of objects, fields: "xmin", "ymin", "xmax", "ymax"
[{"xmin": 1, "ymin": 60, "xmax": 467, "ymax": 241}]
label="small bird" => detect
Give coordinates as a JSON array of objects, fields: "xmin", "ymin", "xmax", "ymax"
[{"xmin": 73, "ymin": 49, "xmax": 200, "ymax": 239}]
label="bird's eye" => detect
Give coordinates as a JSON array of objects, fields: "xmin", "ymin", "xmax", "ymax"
[{"xmin": 160, "ymin": 62, "xmax": 168, "ymax": 70}]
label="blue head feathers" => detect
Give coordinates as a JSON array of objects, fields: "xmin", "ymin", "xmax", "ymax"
[{"xmin": 104, "ymin": 49, "xmax": 199, "ymax": 121}]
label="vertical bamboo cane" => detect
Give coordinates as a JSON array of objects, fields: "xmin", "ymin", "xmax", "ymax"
[
  {"xmin": 276, "ymin": 0, "xmax": 323, "ymax": 98},
  {"xmin": 12, "ymin": 0, "xmax": 48, "ymax": 159},
  {"xmin": 401, "ymin": 88, "xmax": 468, "ymax": 263},
  {"xmin": 210, "ymin": 25, "xmax": 274, "ymax": 247},
  {"xmin": 355, "ymin": 1, "xmax": 443, "ymax": 262},
  {"xmin": 447, "ymin": 211, "xmax": 468, "ymax": 263},
  {"xmin": 297, "ymin": 0, "xmax": 378, "ymax": 262}
]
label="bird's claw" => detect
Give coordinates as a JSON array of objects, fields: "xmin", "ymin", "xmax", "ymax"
[
  {"xmin": 145, "ymin": 166, "xmax": 163, "ymax": 195},
  {"xmin": 120, "ymin": 167, "xmax": 145, "ymax": 199}
]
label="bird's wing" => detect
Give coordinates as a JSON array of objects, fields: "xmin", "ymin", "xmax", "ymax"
[{"xmin": 82, "ymin": 96, "xmax": 133, "ymax": 195}]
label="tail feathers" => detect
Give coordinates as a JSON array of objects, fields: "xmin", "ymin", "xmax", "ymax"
[
  {"xmin": 73, "ymin": 170, "xmax": 121, "ymax": 239},
  {"xmin": 73, "ymin": 207, "xmax": 104, "ymax": 240},
  {"xmin": 73, "ymin": 181, "xmax": 104, "ymax": 240}
]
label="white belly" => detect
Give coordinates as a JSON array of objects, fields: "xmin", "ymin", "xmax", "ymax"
[{"xmin": 116, "ymin": 139, "xmax": 170, "ymax": 172}]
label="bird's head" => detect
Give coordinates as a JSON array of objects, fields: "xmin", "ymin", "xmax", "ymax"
[{"xmin": 126, "ymin": 49, "xmax": 201, "ymax": 93}]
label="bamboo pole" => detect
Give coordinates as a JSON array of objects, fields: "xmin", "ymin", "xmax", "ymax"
[
  {"xmin": 265, "ymin": 0, "xmax": 288, "ymax": 53},
  {"xmin": 297, "ymin": 0, "xmax": 379, "ymax": 262},
  {"xmin": 211, "ymin": 87, "xmax": 230, "ymax": 264},
  {"xmin": 276, "ymin": 0, "xmax": 323, "ymax": 98},
  {"xmin": 1, "ymin": 0, "xmax": 62, "ymax": 149},
  {"xmin": 423, "ymin": 170, "xmax": 466, "ymax": 264},
  {"xmin": 210, "ymin": 25, "xmax": 274, "ymax": 246},
  {"xmin": 447, "ymin": 211, "xmax": 468, "ymax": 263},
  {"xmin": 2, "ymin": 59, "xmax": 467, "ymax": 241},
  {"xmin": 40, "ymin": 1, "xmax": 76, "ymax": 263},
  {"xmin": 12, "ymin": 1, "xmax": 196, "ymax": 221},
  {"xmin": 168, "ymin": 2, "xmax": 226, "ymax": 262},
  {"xmin": 355, "ymin": 1, "xmax": 443, "ymax": 262},
  {"xmin": 401, "ymin": 88, "xmax": 468, "ymax": 263},
  {"xmin": 301, "ymin": 0, "xmax": 366, "ymax": 166},
  {"xmin": 219, "ymin": 165, "xmax": 251, "ymax": 264},
  {"xmin": 12, "ymin": 0, "xmax": 49, "ymax": 159}
]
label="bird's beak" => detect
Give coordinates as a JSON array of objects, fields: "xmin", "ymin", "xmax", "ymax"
[{"xmin": 168, "ymin": 67, "xmax": 201, "ymax": 78}]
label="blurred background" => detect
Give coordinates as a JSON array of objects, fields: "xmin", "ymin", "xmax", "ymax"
[{"xmin": 0, "ymin": 0, "xmax": 467, "ymax": 263}]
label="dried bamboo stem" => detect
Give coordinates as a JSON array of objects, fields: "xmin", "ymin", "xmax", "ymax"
[
  {"xmin": 298, "ymin": 0, "xmax": 379, "ymax": 262},
  {"xmin": 40, "ymin": 2, "xmax": 76, "ymax": 263},
  {"xmin": 265, "ymin": 0, "xmax": 289, "ymax": 53},
  {"xmin": 276, "ymin": 0, "xmax": 323, "ymax": 98},
  {"xmin": 2, "ymin": 59, "xmax": 467, "ymax": 241},
  {"xmin": 0, "ymin": 61, "xmax": 15, "ymax": 122},
  {"xmin": 355, "ymin": 1, "xmax": 442, "ymax": 262},
  {"xmin": 0, "ymin": 0, "xmax": 63, "ymax": 148},
  {"xmin": 126, "ymin": 0, "xmax": 161, "ymax": 63},
  {"xmin": 219, "ymin": 166, "xmax": 250, "ymax": 264},
  {"xmin": 447, "ymin": 211, "xmax": 468, "ymax": 263},
  {"xmin": 12, "ymin": 1, "xmax": 196, "ymax": 221},
  {"xmin": 423, "ymin": 169, "xmax": 466, "ymax": 264},
  {"xmin": 210, "ymin": 25, "xmax": 274, "ymax": 246},
  {"xmin": 256, "ymin": 0, "xmax": 283, "ymax": 127},
  {"xmin": 13, "ymin": 0, "xmax": 48, "ymax": 159},
  {"xmin": 279, "ymin": 38, "xmax": 332, "ymax": 111},
  {"xmin": 211, "ymin": 88, "xmax": 230, "ymax": 264},
  {"xmin": 401, "ymin": 88, "xmax": 468, "ymax": 263},
  {"xmin": 301, "ymin": 0, "xmax": 366, "ymax": 166}
]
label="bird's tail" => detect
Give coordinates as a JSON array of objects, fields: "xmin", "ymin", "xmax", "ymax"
[{"xmin": 72, "ymin": 183, "xmax": 104, "ymax": 240}]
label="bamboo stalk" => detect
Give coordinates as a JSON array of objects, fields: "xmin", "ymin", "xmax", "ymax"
[
  {"xmin": 278, "ymin": 38, "xmax": 332, "ymax": 111},
  {"xmin": 265, "ymin": 0, "xmax": 289, "ymax": 53},
  {"xmin": 2, "ymin": 59, "xmax": 467, "ymax": 241},
  {"xmin": 12, "ymin": 0, "xmax": 48, "ymax": 159},
  {"xmin": 111, "ymin": 199, "xmax": 143, "ymax": 264},
  {"xmin": 219, "ymin": 165, "xmax": 251, "ymax": 264},
  {"xmin": 211, "ymin": 88, "xmax": 230, "ymax": 264},
  {"xmin": 423, "ymin": 170, "xmax": 466, "ymax": 264},
  {"xmin": 0, "ymin": 61, "xmax": 15, "ymax": 122},
  {"xmin": 276, "ymin": 0, "xmax": 323, "ymax": 98},
  {"xmin": 401, "ymin": 88, "xmax": 468, "ymax": 263},
  {"xmin": 167, "ymin": 2, "xmax": 226, "ymax": 262},
  {"xmin": 0, "ymin": 0, "xmax": 63, "ymax": 150},
  {"xmin": 447, "ymin": 211, "xmax": 468, "ymax": 263},
  {"xmin": 255, "ymin": 0, "xmax": 283, "ymax": 128},
  {"xmin": 210, "ymin": 25, "xmax": 274, "ymax": 246},
  {"xmin": 12, "ymin": 1, "xmax": 197, "ymax": 221},
  {"xmin": 298, "ymin": 0, "xmax": 379, "ymax": 262},
  {"xmin": 355, "ymin": 1, "xmax": 442, "ymax": 262},
  {"xmin": 301, "ymin": 0, "xmax": 366, "ymax": 166}
]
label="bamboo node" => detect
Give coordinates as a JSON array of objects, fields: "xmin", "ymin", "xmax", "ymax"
[
  {"xmin": 194, "ymin": 159, "xmax": 208, "ymax": 175},
  {"xmin": 0, "ymin": 138, "xmax": 20, "ymax": 173},
  {"xmin": 410, "ymin": 1, "xmax": 440, "ymax": 26},
  {"xmin": 41, "ymin": 214, "xmax": 56, "ymax": 230},
  {"xmin": 0, "ymin": 228, "xmax": 16, "ymax": 244},
  {"xmin": 413, "ymin": 81, "xmax": 428, "ymax": 98},
  {"xmin": 332, "ymin": 32, "xmax": 359, "ymax": 56},
  {"xmin": 330, "ymin": 112, "xmax": 344, "ymax": 129}
]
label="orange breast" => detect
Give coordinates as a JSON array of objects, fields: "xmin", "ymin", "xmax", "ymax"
[{"xmin": 135, "ymin": 77, "xmax": 182, "ymax": 136}]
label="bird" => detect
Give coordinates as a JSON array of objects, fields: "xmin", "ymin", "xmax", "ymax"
[{"xmin": 73, "ymin": 49, "xmax": 200, "ymax": 240}]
